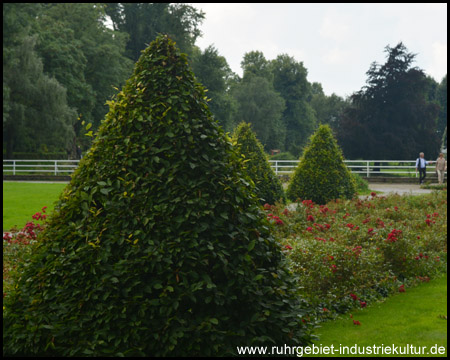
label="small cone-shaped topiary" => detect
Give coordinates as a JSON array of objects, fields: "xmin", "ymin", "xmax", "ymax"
[
  {"xmin": 287, "ymin": 124, "xmax": 357, "ymax": 205},
  {"xmin": 232, "ymin": 122, "xmax": 285, "ymax": 205},
  {"xmin": 3, "ymin": 35, "xmax": 312, "ymax": 356}
]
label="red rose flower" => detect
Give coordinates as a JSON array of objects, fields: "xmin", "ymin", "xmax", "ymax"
[{"xmin": 353, "ymin": 320, "xmax": 361, "ymax": 325}]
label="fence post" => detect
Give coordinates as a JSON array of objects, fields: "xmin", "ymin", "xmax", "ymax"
[
  {"xmin": 275, "ymin": 161, "xmax": 278, "ymax": 175},
  {"xmin": 367, "ymin": 161, "xmax": 370, "ymax": 178},
  {"xmin": 13, "ymin": 160, "xmax": 16, "ymax": 175},
  {"xmin": 54, "ymin": 160, "xmax": 57, "ymax": 175}
]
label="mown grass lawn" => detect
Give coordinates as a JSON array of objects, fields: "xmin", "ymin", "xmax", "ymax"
[
  {"xmin": 308, "ymin": 274, "xmax": 447, "ymax": 357},
  {"xmin": 3, "ymin": 182, "xmax": 67, "ymax": 231}
]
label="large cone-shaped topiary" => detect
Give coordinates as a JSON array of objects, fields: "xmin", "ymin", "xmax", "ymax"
[
  {"xmin": 287, "ymin": 124, "xmax": 357, "ymax": 204},
  {"xmin": 232, "ymin": 122, "xmax": 285, "ymax": 205},
  {"xmin": 3, "ymin": 35, "xmax": 312, "ymax": 356}
]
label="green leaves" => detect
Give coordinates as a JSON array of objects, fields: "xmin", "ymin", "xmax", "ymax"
[
  {"xmin": 287, "ymin": 124, "xmax": 356, "ymax": 205},
  {"xmin": 232, "ymin": 122, "xmax": 285, "ymax": 205},
  {"xmin": 3, "ymin": 35, "xmax": 313, "ymax": 358}
]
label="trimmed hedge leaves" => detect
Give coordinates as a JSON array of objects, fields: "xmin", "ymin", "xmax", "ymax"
[{"xmin": 3, "ymin": 35, "xmax": 312, "ymax": 356}]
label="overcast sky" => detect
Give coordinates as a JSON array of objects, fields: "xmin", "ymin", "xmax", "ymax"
[{"xmin": 189, "ymin": 3, "xmax": 447, "ymax": 98}]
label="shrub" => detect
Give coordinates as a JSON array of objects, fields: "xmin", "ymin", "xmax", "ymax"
[
  {"xmin": 232, "ymin": 122, "xmax": 285, "ymax": 205},
  {"xmin": 3, "ymin": 35, "xmax": 312, "ymax": 357},
  {"xmin": 269, "ymin": 151, "xmax": 297, "ymax": 160},
  {"xmin": 351, "ymin": 173, "xmax": 370, "ymax": 194},
  {"xmin": 4, "ymin": 152, "xmax": 68, "ymax": 160},
  {"xmin": 287, "ymin": 125, "xmax": 357, "ymax": 205},
  {"xmin": 267, "ymin": 190, "xmax": 447, "ymax": 318}
]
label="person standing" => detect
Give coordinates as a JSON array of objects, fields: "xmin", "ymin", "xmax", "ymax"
[
  {"xmin": 435, "ymin": 153, "xmax": 447, "ymax": 185},
  {"xmin": 415, "ymin": 152, "xmax": 433, "ymax": 184},
  {"xmin": 76, "ymin": 145, "xmax": 82, "ymax": 160}
]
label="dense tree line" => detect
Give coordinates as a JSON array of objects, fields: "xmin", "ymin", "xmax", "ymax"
[
  {"xmin": 3, "ymin": 3, "xmax": 447, "ymax": 160},
  {"xmin": 337, "ymin": 43, "xmax": 444, "ymax": 160}
]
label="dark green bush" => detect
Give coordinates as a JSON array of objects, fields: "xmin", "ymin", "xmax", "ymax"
[
  {"xmin": 3, "ymin": 35, "xmax": 312, "ymax": 357},
  {"xmin": 287, "ymin": 124, "xmax": 356, "ymax": 204},
  {"xmin": 4, "ymin": 152, "xmax": 68, "ymax": 160},
  {"xmin": 232, "ymin": 122, "xmax": 285, "ymax": 205},
  {"xmin": 269, "ymin": 151, "xmax": 297, "ymax": 160}
]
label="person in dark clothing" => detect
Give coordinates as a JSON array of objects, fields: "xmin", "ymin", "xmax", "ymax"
[
  {"xmin": 76, "ymin": 145, "xmax": 82, "ymax": 160},
  {"xmin": 415, "ymin": 152, "xmax": 433, "ymax": 184}
]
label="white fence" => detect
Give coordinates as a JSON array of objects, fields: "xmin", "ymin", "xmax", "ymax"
[
  {"xmin": 269, "ymin": 160, "xmax": 445, "ymax": 178},
  {"xmin": 3, "ymin": 159, "xmax": 80, "ymax": 175},
  {"xmin": 2, "ymin": 159, "xmax": 445, "ymax": 178}
]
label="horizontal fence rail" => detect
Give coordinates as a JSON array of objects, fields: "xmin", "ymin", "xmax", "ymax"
[
  {"xmin": 269, "ymin": 160, "xmax": 446, "ymax": 178},
  {"xmin": 2, "ymin": 159, "xmax": 447, "ymax": 178},
  {"xmin": 3, "ymin": 159, "xmax": 80, "ymax": 176}
]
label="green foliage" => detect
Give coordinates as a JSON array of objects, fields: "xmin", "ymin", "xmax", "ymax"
[
  {"xmin": 420, "ymin": 183, "xmax": 447, "ymax": 190},
  {"xmin": 338, "ymin": 42, "xmax": 440, "ymax": 159},
  {"xmin": 190, "ymin": 45, "xmax": 237, "ymax": 131},
  {"xmin": 2, "ymin": 27, "xmax": 75, "ymax": 158},
  {"xmin": 351, "ymin": 173, "xmax": 370, "ymax": 194},
  {"xmin": 435, "ymin": 75, "xmax": 447, "ymax": 141},
  {"xmin": 33, "ymin": 3, "xmax": 134, "ymax": 146},
  {"xmin": 232, "ymin": 122, "xmax": 285, "ymax": 205},
  {"xmin": 308, "ymin": 82, "xmax": 347, "ymax": 132},
  {"xmin": 241, "ymin": 50, "xmax": 274, "ymax": 82},
  {"xmin": 287, "ymin": 125, "xmax": 357, "ymax": 204},
  {"xmin": 232, "ymin": 76, "xmax": 286, "ymax": 151},
  {"xmin": 270, "ymin": 151, "xmax": 297, "ymax": 161},
  {"xmin": 2, "ymin": 3, "xmax": 132, "ymax": 157},
  {"xmin": 271, "ymin": 54, "xmax": 317, "ymax": 156},
  {"xmin": 265, "ymin": 190, "xmax": 447, "ymax": 319},
  {"xmin": 104, "ymin": 3, "xmax": 205, "ymax": 61},
  {"xmin": 6, "ymin": 152, "xmax": 68, "ymax": 160},
  {"xmin": 3, "ymin": 35, "xmax": 312, "ymax": 357}
]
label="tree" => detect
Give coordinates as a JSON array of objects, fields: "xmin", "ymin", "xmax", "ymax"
[
  {"xmin": 271, "ymin": 54, "xmax": 317, "ymax": 156},
  {"xmin": 287, "ymin": 124, "xmax": 356, "ymax": 204},
  {"xmin": 337, "ymin": 42, "xmax": 440, "ymax": 159},
  {"xmin": 232, "ymin": 76, "xmax": 286, "ymax": 151},
  {"xmin": 240, "ymin": 50, "xmax": 273, "ymax": 82},
  {"xmin": 3, "ymin": 35, "xmax": 312, "ymax": 357},
  {"xmin": 232, "ymin": 122, "xmax": 285, "ymax": 205},
  {"xmin": 104, "ymin": 3, "xmax": 204, "ymax": 62},
  {"xmin": 3, "ymin": 4, "xmax": 75, "ymax": 158},
  {"xmin": 33, "ymin": 3, "xmax": 133, "ymax": 147},
  {"xmin": 435, "ymin": 74, "xmax": 447, "ymax": 141},
  {"xmin": 190, "ymin": 45, "xmax": 237, "ymax": 131},
  {"xmin": 308, "ymin": 82, "xmax": 347, "ymax": 131}
]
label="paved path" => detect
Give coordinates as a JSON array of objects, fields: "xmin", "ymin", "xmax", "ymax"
[{"xmin": 367, "ymin": 183, "xmax": 434, "ymax": 196}]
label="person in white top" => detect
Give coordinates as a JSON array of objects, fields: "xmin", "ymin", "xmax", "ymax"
[
  {"xmin": 415, "ymin": 152, "xmax": 434, "ymax": 184},
  {"xmin": 435, "ymin": 153, "xmax": 447, "ymax": 185}
]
